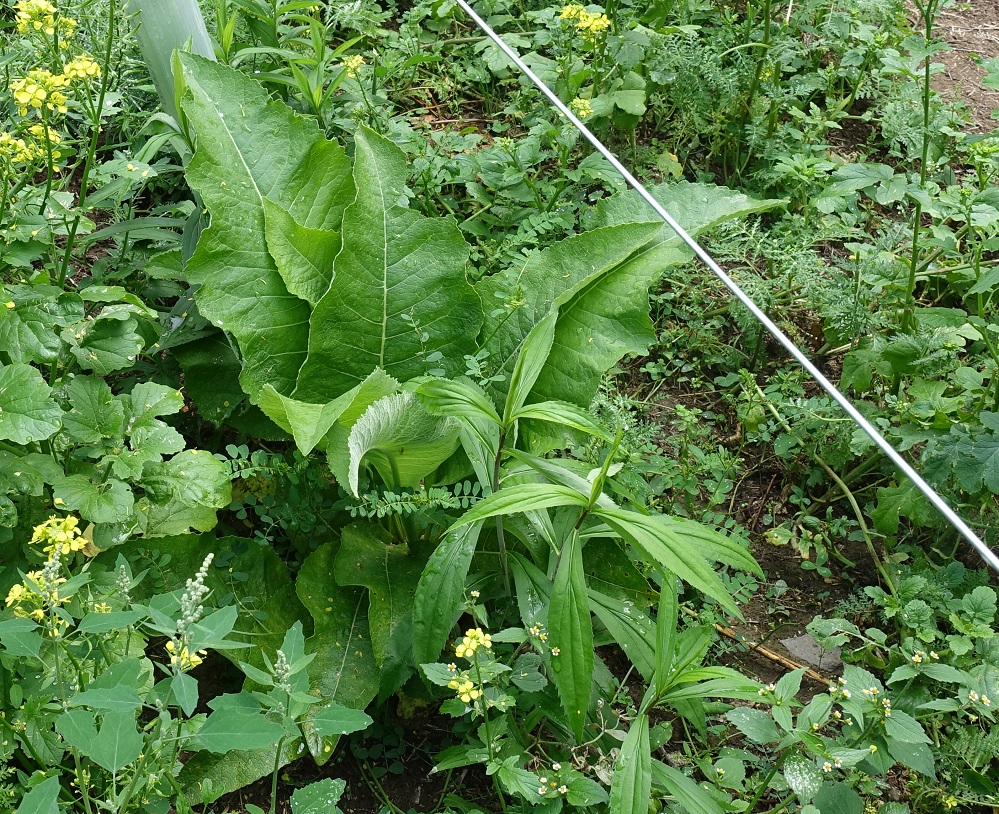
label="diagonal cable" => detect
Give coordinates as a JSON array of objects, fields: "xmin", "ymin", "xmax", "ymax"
[{"xmin": 453, "ymin": 0, "xmax": 999, "ymax": 572}]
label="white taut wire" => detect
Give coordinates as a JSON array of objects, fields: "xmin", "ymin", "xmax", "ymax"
[{"xmin": 453, "ymin": 0, "xmax": 999, "ymax": 572}]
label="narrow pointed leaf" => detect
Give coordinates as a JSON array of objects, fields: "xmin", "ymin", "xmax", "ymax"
[
  {"xmin": 413, "ymin": 522, "xmax": 483, "ymax": 664},
  {"xmin": 451, "ymin": 483, "xmax": 588, "ymax": 527},
  {"xmin": 595, "ymin": 508, "xmax": 743, "ymax": 618},
  {"xmin": 609, "ymin": 713, "xmax": 650, "ymax": 814},
  {"xmin": 549, "ymin": 532, "xmax": 592, "ymax": 742},
  {"xmin": 511, "ymin": 400, "xmax": 614, "ymax": 441},
  {"xmin": 653, "ymin": 572, "xmax": 679, "ymax": 700}
]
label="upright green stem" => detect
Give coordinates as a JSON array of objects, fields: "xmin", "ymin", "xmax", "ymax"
[
  {"xmin": 58, "ymin": 0, "xmax": 118, "ymax": 287},
  {"xmin": 269, "ymin": 735, "xmax": 286, "ymax": 814},
  {"xmin": 492, "ymin": 430, "xmax": 511, "ymax": 595},
  {"xmin": 901, "ymin": 0, "xmax": 938, "ymax": 333},
  {"xmin": 473, "ymin": 658, "xmax": 508, "ymax": 814}
]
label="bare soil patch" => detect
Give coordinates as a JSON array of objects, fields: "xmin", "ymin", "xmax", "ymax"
[{"xmin": 932, "ymin": 0, "xmax": 999, "ymax": 132}]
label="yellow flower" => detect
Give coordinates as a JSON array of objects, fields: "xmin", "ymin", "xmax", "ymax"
[
  {"xmin": 569, "ymin": 97, "xmax": 593, "ymax": 119},
  {"xmin": 342, "ymin": 54, "xmax": 365, "ymax": 80},
  {"xmin": 576, "ymin": 11, "xmax": 611, "ymax": 41},
  {"xmin": 10, "ymin": 69, "xmax": 69, "ymax": 117},
  {"xmin": 0, "ymin": 132, "xmax": 35, "ymax": 164},
  {"xmin": 455, "ymin": 627, "xmax": 492, "ymax": 659},
  {"xmin": 62, "ymin": 55, "xmax": 101, "ymax": 81},
  {"xmin": 32, "ymin": 515, "xmax": 87, "ymax": 556},
  {"xmin": 166, "ymin": 640, "xmax": 207, "ymax": 671},
  {"xmin": 447, "ymin": 677, "xmax": 481, "ymax": 703},
  {"xmin": 559, "ymin": 3, "xmax": 585, "ymax": 21},
  {"xmin": 27, "ymin": 124, "xmax": 63, "ymax": 163},
  {"xmin": 5, "ymin": 583, "xmax": 28, "ymax": 607},
  {"xmin": 15, "ymin": 0, "xmax": 58, "ymax": 35}
]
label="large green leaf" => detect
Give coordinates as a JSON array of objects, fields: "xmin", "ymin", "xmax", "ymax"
[
  {"xmin": 0, "ymin": 363, "xmax": 61, "ymax": 444},
  {"xmin": 179, "ymin": 54, "xmax": 349, "ymax": 397},
  {"xmin": 527, "ymin": 184, "xmax": 786, "ymax": 409},
  {"xmin": 295, "ymin": 127, "xmax": 481, "ymax": 401},
  {"xmin": 134, "ymin": 450, "xmax": 231, "ymax": 536},
  {"xmin": 333, "ymin": 524, "xmax": 424, "ymax": 666},
  {"xmin": 257, "ymin": 369, "xmax": 398, "ymax": 456},
  {"xmin": 52, "ymin": 474, "xmax": 134, "ymax": 525},
  {"xmin": 57, "ymin": 708, "xmax": 143, "ymax": 772},
  {"xmin": 589, "ymin": 180, "xmax": 786, "ymax": 235},
  {"xmin": 173, "ymin": 333, "xmax": 246, "ymax": 426},
  {"xmin": 196, "ymin": 707, "xmax": 285, "ymax": 753},
  {"xmin": 263, "ymin": 198, "xmax": 342, "ymax": 307},
  {"xmin": 61, "ymin": 376, "xmax": 125, "ymax": 447},
  {"xmin": 14, "ymin": 775, "xmax": 60, "ymax": 814},
  {"xmin": 477, "ymin": 224, "xmax": 662, "ymax": 402},
  {"xmin": 548, "ymin": 532, "xmax": 593, "ymax": 742},
  {"xmin": 342, "ymin": 391, "xmax": 460, "ymax": 496},
  {"xmin": 0, "ymin": 284, "xmax": 83, "ymax": 364},
  {"xmin": 297, "ymin": 541, "xmax": 379, "ymax": 710}
]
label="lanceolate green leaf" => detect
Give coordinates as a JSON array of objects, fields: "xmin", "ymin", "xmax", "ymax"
[
  {"xmin": 295, "ymin": 127, "xmax": 481, "ymax": 401},
  {"xmin": 344, "ymin": 391, "xmax": 460, "ymax": 496},
  {"xmin": 595, "ymin": 508, "xmax": 744, "ymax": 618},
  {"xmin": 609, "ymin": 713, "xmax": 650, "ymax": 814},
  {"xmin": 654, "ymin": 572, "xmax": 679, "ymax": 700},
  {"xmin": 412, "ymin": 522, "xmax": 483, "ymax": 664},
  {"xmin": 180, "ymin": 54, "xmax": 349, "ymax": 396},
  {"xmin": 549, "ymin": 532, "xmax": 593, "ymax": 742},
  {"xmin": 451, "ymin": 483, "xmax": 588, "ymax": 527},
  {"xmin": 589, "ymin": 588, "xmax": 657, "ymax": 680}
]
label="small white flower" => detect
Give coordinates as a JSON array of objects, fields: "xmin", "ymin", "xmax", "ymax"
[
  {"xmin": 822, "ymin": 762, "xmax": 832, "ymax": 773},
  {"xmin": 552, "ymin": 763, "xmax": 561, "ymax": 771}
]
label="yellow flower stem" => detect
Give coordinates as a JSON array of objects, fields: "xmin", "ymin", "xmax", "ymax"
[
  {"xmin": 37, "ymin": 109, "xmax": 55, "ymax": 213},
  {"xmin": 58, "ymin": 0, "xmax": 117, "ymax": 287},
  {"xmin": 471, "ymin": 656, "xmax": 508, "ymax": 814}
]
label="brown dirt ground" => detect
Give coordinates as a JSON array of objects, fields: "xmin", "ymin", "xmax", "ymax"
[{"xmin": 931, "ymin": 0, "xmax": 999, "ymax": 132}]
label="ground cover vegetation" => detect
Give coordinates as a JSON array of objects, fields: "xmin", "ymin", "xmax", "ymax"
[{"xmin": 1, "ymin": 0, "xmax": 997, "ymax": 811}]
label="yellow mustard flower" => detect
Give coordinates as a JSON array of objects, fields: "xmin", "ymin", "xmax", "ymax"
[
  {"xmin": 447, "ymin": 676, "xmax": 481, "ymax": 703},
  {"xmin": 166, "ymin": 639, "xmax": 207, "ymax": 671},
  {"xmin": 62, "ymin": 55, "xmax": 101, "ymax": 81},
  {"xmin": 0, "ymin": 132, "xmax": 34, "ymax": 164},
  {"xmin": 11, "ymin": 69, "xmax": 70, "ymax": 117},
  {"xmin": 31, "ymin": 515, "xmax": 86, "ymax": 556},
  {"xmin": 559, "ymin": 3, "xmax": 586, "ymax": 21},
  {"xmin": 454, "ymin": 627, "xmax": 492, "ymax": 659},
  {"xmin": 342, "ymin": 54, "xmax": 365, "ymax": 79},
  {"xmin": 569, "ymin": 97, "xmax": 593, "ymax": 119},
  {"xmin": 15, "ymin": 0, "xmax": 76, "ymax": 38}
]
